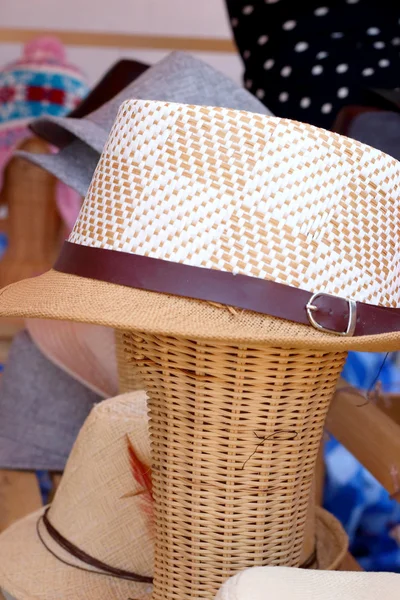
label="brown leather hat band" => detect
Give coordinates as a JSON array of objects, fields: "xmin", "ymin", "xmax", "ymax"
[{"xmin": 54, "ymin": 241, "xmax": 400, "ymax": 338}]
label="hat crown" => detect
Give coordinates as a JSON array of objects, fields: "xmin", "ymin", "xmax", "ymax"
[
  {"xmin": 70, "ymin": 99, "xmax": 400, "ymax": 308},
  {"xmin": 49, "ymin": 393, "xmax": 153, "ymax": 577}
]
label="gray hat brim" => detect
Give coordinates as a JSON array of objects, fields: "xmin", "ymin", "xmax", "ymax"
[
  {"xmin": 30, "ymin": 51, "xmax": 270, "ymax": 153},
  {"xmin": 0, "ymin": 331, "xmax": 101, "ymax": 472},
  {"xmin": 32, "ymin": 117, "xmax": 107, "ymax": 154},
  {"xmin": 15, "ymin": 139, "xmax": 99, "ymax": 197}
]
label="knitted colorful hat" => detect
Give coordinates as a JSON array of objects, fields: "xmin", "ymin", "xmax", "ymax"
[{"xmin": 0, "ymin": 36, "xmax": 88, "ymax": 189}]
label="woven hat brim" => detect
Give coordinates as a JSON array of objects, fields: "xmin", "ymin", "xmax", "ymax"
[
  {"xmin": 31, "ymin": 117, "xmax": 106, "ymax": 153},
  {"xmin": 0, "ymin": 507, "xmax": 346, "ymax": 600},
  {"xmin": 1, "ymin": 269, "xmax": 398, "ymax": 351},
  {"xmin": 0, "ymin": 507, "xmax": 152, "ymax": 600}
]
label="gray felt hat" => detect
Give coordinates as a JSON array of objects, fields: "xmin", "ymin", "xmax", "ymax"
[
  {"xmin": 18, "ymin": 140, "xmax": 99, "ymax": 198},
  {"xmin": 0, "ymin": 330, "xmax": 101, "ymax": 471},
  {"xmin": 16, "ymin": 51, "xmax": 270, "ymax": 196}
]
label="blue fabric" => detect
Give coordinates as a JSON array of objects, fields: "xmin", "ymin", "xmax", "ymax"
[
  {"xmin": 0, "ymin": 69, "xmax": 88, "ymax": 125},
  {"xmin": 36, "ymin": 471, "xmax": 52, "ymax": 504},
  {"xmin": 0, "ymin": 232, "xmax": 7, "ymax": 258},
  {"xmin": 324, "ymin": 352, "xmax": 400, "ymax": 571}
]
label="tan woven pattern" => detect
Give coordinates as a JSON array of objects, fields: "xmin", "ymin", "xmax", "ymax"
[
  {"xmin": 124, "ymin": 331, "xmax": 346, "ymax": 599},
  {"xmin": 115, "ymin": 329, "xmax": 143, "ymax": 392},
  {"xmin": 71, "ymin": 100, "xmax": 400, "ymax": 307}
]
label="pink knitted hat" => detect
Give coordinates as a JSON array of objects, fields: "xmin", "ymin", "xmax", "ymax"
[{"xmin": 0, "ymin": 36, "xmax": 88, "ymax": 190}]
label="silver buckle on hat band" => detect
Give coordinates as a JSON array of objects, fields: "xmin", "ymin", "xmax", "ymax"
[{"xmin": 306, "ymin": 293, "xmax": 357, "ymax": 337}]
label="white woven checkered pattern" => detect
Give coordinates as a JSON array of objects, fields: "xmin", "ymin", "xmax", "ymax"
[{"xmin": 70, "ymin": 100, "xmax": 400, "ymax": 307}]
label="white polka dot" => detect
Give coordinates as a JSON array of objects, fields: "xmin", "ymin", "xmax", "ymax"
[
  {"xmin": 295, "ymin": 41, "xmax": 309, "ymax": 52},
  {"xmin": 264, "ymin": 59, "xmax": 275, "ymax": 70},
  {"xmin": 336, "ymin": 64, "xmax": 348, "ymax": 73},
  {"xmin": 321, "ymin": 103, "xmax": 332, "ymax": 114},
  {"xmin": 346, "ymin": 0, "xmax": 359, "ymax": 3},
  {"xmin": 245, "ymin": 79, "xmax": 253, "ymax": 89},
  {"xmin": 243, "ymin": 50, "xmax": 251, "ymax": 59},
  {"xmin": 265, "ymin": 0, "xmax": 280, "ymax": 3},
  {"xmin": 367, "ymin": 27, "xmax": 380, "ymax": 36},
  {"xmin": 283, "ymin": 20, "xmax": 296, "ymax": 30},
  {"xmin": 312, "ymin": 65, "xmax": 323, "ymax": 75},
  {"xmin": 337, "ymin": 87, "xmax": 349, "ymax": 98},
  {"xmin": 331, "ymin": 32, "xmax": 344, "ymax": 39},
  {"xmin": 379, "ymin": 59, "xmax": 390, "ymax": 67},
  {"xmin": 279, "ymin": 92, "xmax": 289, "ymax": 102},
  {"xmin": 362, "ymin": 67, "xmax": 374, "ymax": 76},
  {"xmin": 316, "ymin": 51, "xmax": 328, "ymax": 59},
  {"xmin": 392, "ymin": 37, "xmax": 400, "ymax": 46},
  {"xmin": 374, "ymin": 41, "xmax": 385, "ymax": 49},
  {"xmin": 231, "ymin": 18, "xmax": 239, "ymax": 27},
  {"xmin": 281, "ymin": 66, "xmax": 292, "ymax": 77},
  {"xmin": 258, "ymin": 34, "xmax": 269, "ymax": 45},
  {"xmin": 256, "ymin": 89, "xmax": 265, "ymax": 99},
  {"xmin": 300, "ymin": 97, "xmax": 311, "ymax": 108},
  {"xmin": 314, "ymin": 7, "xmax": 329, "ymax": 16},
  {"xmin": 242, "ymin": 5, "xmax": 254, "ymax": 15}
]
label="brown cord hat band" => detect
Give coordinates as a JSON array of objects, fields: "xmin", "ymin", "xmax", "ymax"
[
  {"xmin": 55, "ymin": 241, "xmax": 400, "ymax": 338},
  {"xmin": 37, "ymin": 507, "xmax": 317, "ymax": 576},
  {"xmin": 37, "ymin": 508, "xmax": 153, "ymax": 583}
]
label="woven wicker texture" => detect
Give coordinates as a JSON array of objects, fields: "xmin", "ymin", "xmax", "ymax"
[
  {"xmin": 115, "ymin": 329, "xmax": 144, "ymax": 392},
  {"xmin": 124, "ymin": 330, "xmax": 347, "ymax": 600},
  {"xmin": 0, "ymin": 137, "xmax": 61, "ymax": 289},
  {"xmin": 71, "ymin": 100, "xmax": 400, "ymax": 307}
]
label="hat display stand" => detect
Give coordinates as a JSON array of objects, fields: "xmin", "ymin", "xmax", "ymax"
[
  {"xmin": 0, "ymin": 137, "xmax": 61, "ymax": 290},
  {"xmin": 122, "ymin": 330, "xmax": 347, "ymax": 599}
]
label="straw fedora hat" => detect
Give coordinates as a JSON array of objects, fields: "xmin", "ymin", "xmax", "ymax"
[
  {"xmin": 0, "ymin": 392, "xmax": 154, "ymax": 600},
  {"xmin": 1, "ymin": 99, "xmax": 400, "ymax": 350},
  {"xmin": 0, "ymin": 388, "xmax": 348, "ymax": 600},
  {"xmin": 26, "ymin": 319, "xmax": 118, "ymax": 398},
  {"xmin": 215, "ymin": 566, "xmax": 400, "ymax": 600}
]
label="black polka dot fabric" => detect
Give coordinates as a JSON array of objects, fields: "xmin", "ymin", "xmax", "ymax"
[{"xmin": 226, "ymin": 0, "xmax": 400, "ymax": 128}]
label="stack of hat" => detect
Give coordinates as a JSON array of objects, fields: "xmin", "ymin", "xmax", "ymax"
[{"xmin": 1, "ymin": 50, "xmax": 400, "ymax": 600}]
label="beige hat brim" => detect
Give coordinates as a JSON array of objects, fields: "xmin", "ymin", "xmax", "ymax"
[
  {"xmin": 0, "ymin": 270, "xmax": 399, "ymax": 351},
  {"xmin": 0, "ymin": 507, "xmax": 347, "ymax": 600},
  {"xmin": 0, "ymin": 507, "xmax": 152, "ymax": 600}
]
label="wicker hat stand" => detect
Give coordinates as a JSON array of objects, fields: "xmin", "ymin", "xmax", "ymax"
[
  {"xmin": 120, "ymin": 329, "xmax": 347, "ymax": 600},
  {"xmin": 0, "ymin": 137, "xmax": 61, "ymax": 290}
]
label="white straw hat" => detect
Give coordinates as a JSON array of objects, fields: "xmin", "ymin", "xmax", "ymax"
[{"xmin": 1, "ymin": 100, "xmax": 400, "ymax": 350}]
